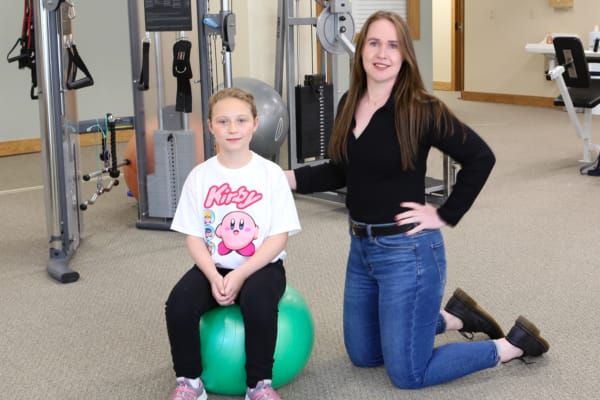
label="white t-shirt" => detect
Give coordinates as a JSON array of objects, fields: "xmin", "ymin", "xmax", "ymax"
[{"xmin": 171, "ymin": 152, "xmax": 301, "ymax": 269}]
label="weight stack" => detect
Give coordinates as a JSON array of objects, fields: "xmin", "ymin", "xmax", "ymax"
[
  {"xmin": 147, "ymin": 129, "xmax": 196, "ymax": 218},
  {"xmin": 295, "ymin": 74, "xmax": 334, "ymax": 162}
]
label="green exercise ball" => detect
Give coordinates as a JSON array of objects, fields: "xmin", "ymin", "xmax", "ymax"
[{"xmin": 199, "ymin": 286, "xmax": 314, "ymax": 395}]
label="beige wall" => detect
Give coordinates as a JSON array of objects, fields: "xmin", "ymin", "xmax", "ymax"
[
  {"xmin": 234, "ymin": 0, "xmax": 315, "ymax": 86},
  {"xmin": 0, "ymin": 0, "xmax": 132, "ymax": 142},
  {"xmin": 465, "ymin": 0, "xmax": 600, "ymax": 97},
  {"xmin": 433, "ymin": 0, "xmax": 452, "ymax": 84}
]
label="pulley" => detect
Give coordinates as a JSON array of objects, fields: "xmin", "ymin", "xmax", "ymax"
[{"xmin": 316, "ymin": 5, "xmax": 355, "ymax": 55}]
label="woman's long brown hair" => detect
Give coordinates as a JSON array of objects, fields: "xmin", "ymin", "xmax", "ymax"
[{"xmin": 328, "ymin": 11, "xmax": 462, "ymax": 170}]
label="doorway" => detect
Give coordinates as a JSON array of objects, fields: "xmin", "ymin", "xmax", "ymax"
[{"xmin": 433, "ymin": 0, "xmax": 464, "ymax": 91}]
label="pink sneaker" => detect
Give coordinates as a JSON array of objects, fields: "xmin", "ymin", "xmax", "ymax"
[
  {"xmin": 245, "ymin": 379, "xmax": 281, "ymax": 400},
  {"xmin": 169, "ymin": 378, "xmax": 207, "ymax": 400}
]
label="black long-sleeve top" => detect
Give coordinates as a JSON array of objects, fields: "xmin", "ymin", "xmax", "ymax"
[{"xmin": 294, "ymin": 97, "xmax": 496, "ymax": 226}]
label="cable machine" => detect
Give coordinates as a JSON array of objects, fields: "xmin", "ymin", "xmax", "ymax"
[
  {"xmin": 126, "ymin": 0, "xmax": 232, "ymax": 231},
  {"xmin": 127, "ymin": 0, "xmax": 291, "ymax": 232},
  {"xmin": 31, "ymin": 0, "xmax": 129, "ymax": 283},
  {"xmin": 31, "ymin": 0, "xmax": 454, "ymax": 282},
  {"xmin": 34, "ymin": 0, "xmax": 82, "ymax": 283}
]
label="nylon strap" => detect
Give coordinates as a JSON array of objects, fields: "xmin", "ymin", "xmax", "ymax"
[
  {"xmin": 137, "ymin": 40, "xmax": 150, "ymax": 91},
  {"xmin": 172, "ymin": 39, "xmax": 193, "ymax": 113}
]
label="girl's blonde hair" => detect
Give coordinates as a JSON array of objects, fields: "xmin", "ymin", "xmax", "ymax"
[{"xmin": 208, "ymin": 87, "xmax": 258, "ymax": 120}]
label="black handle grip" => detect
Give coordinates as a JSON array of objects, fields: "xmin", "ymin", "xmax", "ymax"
[
  {"xmin": 66, "ymin": 77, "xmax": 94, "ymax": 90},
  {"xmin": 7, "ymin": 54, "xmax": 27, "ymax": 63}
]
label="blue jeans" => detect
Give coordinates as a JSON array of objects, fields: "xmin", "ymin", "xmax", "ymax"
[{"xmin": 343, "ymin": 227, "xmax": 499, "ymax": 389}]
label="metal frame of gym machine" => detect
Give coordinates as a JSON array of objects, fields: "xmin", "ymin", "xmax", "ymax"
[
  {"xmin": 35, "ymin": 0, "xmax": 82, "ymax": 283},
  {"xmin": 33, "ymin": 0, "xmax": 232, "ymax": 282},
  {"xmin": 275, "ymin": 0, "xmax": 456, "ymax": 205},
  {"xmin": 275, "ymin": 0, "xmax": 354, "ymax": 203},
  {"xmin": 126, "ymin": 0, "xmax": 235, "ymax": 231}
]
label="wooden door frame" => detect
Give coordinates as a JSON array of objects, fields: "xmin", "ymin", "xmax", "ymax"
[{"xmin": 452, "ymin": 0, "xmax": 464, "ymax": 91}]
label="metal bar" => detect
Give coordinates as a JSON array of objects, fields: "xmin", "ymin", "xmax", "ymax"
[
  {"xmin": 289, "ymin": 17, "xmax": 318, "ymax": 25},
  {"xmin": 443, "ymin": 155, "xmax": 456, "ymax": 198},
  {"xmin": 582, "ymin": 109, "xmax": 593, "ymax": 162},
  {"xmin": 36, "ymin": 1, "xmax": 63, "ymax": 253},
  {"xmin": 197, "ymin": 0, "xmax": 215, "ymax": 158},
  {"xmin": 221, "ymin": 0, "xmax": 233, "ymax": 87},
  {"xmin": 78, "ymin": 116, "xmax": 135, "ymax": 133},
  {"xmin": 154, "ymin": 32, "xmax": 165, "ymax": 130},
  {"xmin": 127, "ymin": 0, "xmax": 151, "ymax": 225},
  {"xmin": 274, "ymin": 0, "xmax": 285, "ymax": 95},
  {"xmin": 338, "ymin": 32, "xmax": 356, "ymax": 54},
  {"xmin": 35, "ymin": 0, "xmax": 80, "ymax": 283},
  {"xmin": 286, "ymin": 0, "xmax": 299, "ymax": 169}
]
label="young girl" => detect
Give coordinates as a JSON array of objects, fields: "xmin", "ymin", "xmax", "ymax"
[{"xmin": 166, "ymin": 88, "xmax": 301, "ymax": 400}]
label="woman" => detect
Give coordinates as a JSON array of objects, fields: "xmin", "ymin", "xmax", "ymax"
[{"xmin": 285, "ymin": 11, "xmax": 549, "ymax": 389}]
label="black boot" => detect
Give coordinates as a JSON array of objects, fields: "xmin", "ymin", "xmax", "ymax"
[
  {"xmin": 506, "ymin": 315, "xmax": 550, "ymax": 358},
  {"xmin": 444, "ymin": 288, "xmax": 504, "ymax": 339}
]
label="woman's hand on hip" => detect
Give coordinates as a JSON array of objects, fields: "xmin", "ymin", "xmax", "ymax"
[{"xmin": 395, "ymin": 202, "xmax": 446, "ymax": 235}]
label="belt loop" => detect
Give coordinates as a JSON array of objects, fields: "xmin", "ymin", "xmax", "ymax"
[{"xmin": 366, "ymin": 224, "xmax": 372, "ymax": 238}]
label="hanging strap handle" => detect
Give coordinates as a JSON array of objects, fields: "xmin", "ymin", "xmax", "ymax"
[
  {"xmin": 66, "ymin": 44, "xmax": 94, "ymax": 90},
  {"xmin": 7, "ymin": 0, "xmax": 38, "ymax": 99},
  {"xmin": 29, "ymin": 58, "xmax": 38, "ymax": 100},
  {"xmin": 172, "ymin": 39, "xmax": 193, "ymax": 113},
  {"xmin": 137, "ymin": 40, "xmax": 150, "ymax": 90},
  {"xmin": 107, "ymin": 115, "xmax": 121, "ymax": 178},
  {"xmin": 6, "ymin": 38, "xmax": 25, "ymax": 64}
]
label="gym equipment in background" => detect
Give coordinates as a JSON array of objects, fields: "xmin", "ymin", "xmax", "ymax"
[
  {"xmin": 227, "ymin": 77, "xmax": 289, "ymax": 162},
  {"xmin": 295, "ymin": 74, "xmax": 334, "ymax": 162},
  {"xmin": 199, "ymin": 286, "xmax": 314, "ymax": 395},
  {"xmin": 28, "ymin": 0, "xmax": 105, "ymax": 282},
  {"xmin": 79, "ymin": 114, "xmax": 130, "ymax": 211},
  {"xmin": 7, "ymin": 0, "xmax": 37, "ymax": 99},
  {"xmin": 122, "ymin": 105, "xmax": 205, "ymax": 200},
  {"xmin": 34, "ymin": 0, "xmax": 88, "ymax": 283},
  {"xmin": 548, "ymin": 36, "xmax": 600, "ymax": 173},
  {"xmin": 128, "ymin": 1, "xmax": 205, "ymax": 228},
  {"xmin": 127, "ymin": 0, "xmax": 289, "ymax": 229}
]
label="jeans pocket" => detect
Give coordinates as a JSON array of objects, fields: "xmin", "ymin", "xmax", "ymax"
[
  {"xmin": 373, "ymin": 234, "xmax": 415, "ymax": 251},
  {"xmin": 430, "ymin": 240, "xmax": 447, "ymax": 285}
]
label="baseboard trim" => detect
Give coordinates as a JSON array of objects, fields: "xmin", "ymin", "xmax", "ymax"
[
  {"xmin": 433, "ymin": 81, "xmax": 454, "ymax": 91},
  {"xmin": 460, "ymin": 91, "xmax": 555, "ymax": 108},
  {"xmin": 0, "ymin": 130, "xmax": 134, "ymax": 157}
]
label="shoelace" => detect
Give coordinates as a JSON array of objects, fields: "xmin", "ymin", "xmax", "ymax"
[{"xmin": 502, "ymin": 356, "xmax": 536, "ymax": 365}]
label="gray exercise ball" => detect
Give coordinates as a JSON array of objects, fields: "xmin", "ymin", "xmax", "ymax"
[{"xmin": 229, "ymin": 78, "xmax": 289, "ymax": 160}]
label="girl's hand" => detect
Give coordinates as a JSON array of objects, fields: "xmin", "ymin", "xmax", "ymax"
[
  {"xmin": 395, "ymin": 202, "xmax": 446, "ymax": 235},
  {"xmin": 209, "ymin": 274, "xmax": 231, "ymax": 306},
  {"xmin": 222, "ymin": 269, "xmax": 248, "ymax": 304}
]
